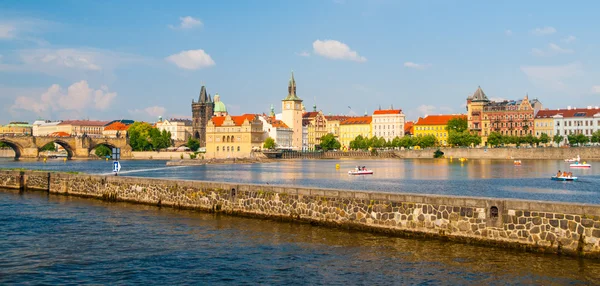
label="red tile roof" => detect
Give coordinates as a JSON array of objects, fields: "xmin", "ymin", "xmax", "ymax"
[
  {"xmin": 211, "ymin": 114, "xmax": 257, "ymax": 127},
  {"xmin": 325, "ymin": 115, "xmax": 351, "ymax": 121},
  {"xmin": 415, "ymin": 114, "xmax": 466, "ymax": 126},
  {"xmin": 303, "ymin": 112, "xmax": 319, "ymax": 118},
  {"xmin": 48, "ymin": 132, "xmax": 70, "ymax": 137},
  {"xmin": 104, "ymin": 122, "xmax": 130, "ymax": 131},
  {"xmin": 535, "ymin": 108, "xmax": 600, "ymax": 118},
  {"xmin": 404, "ymin": 121, "xmax": 414, "ymax": 134},
  {"xmin": 341, "ymin": 116, "xmax": 372, "ymax": 125},
  {"xmin": 373, "ymin": 109, "xmax": 402, "ymax": 115},
  {"xmin": 59, "ymin": 120, "xmax": 109, "ymax": 126}
]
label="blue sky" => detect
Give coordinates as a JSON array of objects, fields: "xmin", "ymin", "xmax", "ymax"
[{"xmin": 1, "ymin": 0, "xmax": 599, "ymax": 123}]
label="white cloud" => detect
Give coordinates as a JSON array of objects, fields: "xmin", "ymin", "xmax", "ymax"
[
  {"xmin": 592, "ymin": 86, "xmax": 600, "ymax": 94},
  {"xmin": 10, "ymin": 80, "xmax": 117, "ymax": 115},
  {"xmin": 521, "ymin": 62, "xmax": 583, "ymax": 90},
  {"xmin": 0, "ymin": 48, "xmax": 144, "ymax": 80},
  {"xmin": 505, "ymin": 29, "xmax": 513, "ymax": 36},
  {"xmin": 531, "ymin": 26, "xmax": 556, "ymax": 36},
  {"xmin": 166, "ymin": 49, "xmax": 215, "ymax": 70},
  {"xmin": 417, "ymin": 105, "xmax": 436, "ymax": 117},
  {"xmin": 312, "ymin": 39, "xmax": 366, "ymax": 62},
  {"xmin": 129, "ymin": 106, "xmax": 166, "ymax": 119},
  {"xmin": 296, "ymin": 51, "xmax": 310, "ymax": 57},
  {"xmin": 0, "ymin": 24, "xmax": 16, "ymax": 39},
  {"xmin": 169, "ymin": 16, "xmax": 203, "ymax": 29},
  {"xmin": 404, "ymin": 62, "xmax": 431, "ymax": 70},
  {"xmin": 531, "ymin": 43, "xmax": 573, "ymax": 57},
  {"xmin": 562, "ymin": 35, "xmax": 576, "ymax": 43}
]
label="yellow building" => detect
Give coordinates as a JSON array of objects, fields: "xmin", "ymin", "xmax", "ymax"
[
  {"xmin": 325, "ymin": 115, "xmax": 350, "ymax": 140},
  {"xmin": 303, "ymin": 110, "xmax": 328, "ymax": 150},
  {"xmin": 339, "ymin": 116, "xmax": 372, "ymax": 149},
  {"xmin": 205, "ymin": 114, "xmax": 265, "ymax": 159},
  {"xmin": 534, "ymin": 110, "xmax": 556, "ymax": 137},
  {"xmin": 414, "ymin": 114, "xmax": 466, "ymax": 146}
]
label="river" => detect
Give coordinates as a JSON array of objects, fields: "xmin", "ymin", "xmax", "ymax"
[{"xmin": 1, "ymin": 190, "xmax": 599, "ymax": 284}]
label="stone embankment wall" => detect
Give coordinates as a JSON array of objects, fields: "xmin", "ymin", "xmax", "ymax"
[
  {"xmin": 1, "ymin": 170, "xmax": 600, "ymax": 258},
  {"xmin": 131, "ymin": 151, "xmax": 198, "ymax": 160},
  {"xmin": 0, "ymin": 148, "xmax": 15, "ymax": 158},
  {"xmin": 393, "ymin": 146, "xmax": 600, "ymax": 160}
]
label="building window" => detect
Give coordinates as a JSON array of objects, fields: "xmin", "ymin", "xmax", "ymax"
[
  {"xmin": 216, "ymin": 146, "xmax": 219, "ymax": 152},
  {"xmin": 237, "ymin": 146, "xmax": 240, "ymax": 151}
]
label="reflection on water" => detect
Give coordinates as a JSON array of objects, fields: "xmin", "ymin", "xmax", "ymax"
[
  {"xmin": 0, "ymin": 190, "xmax": 598, "ymax": 284},
  {"xmin": 1, "ymin": 158, "xmax": 599, "ymax": 204}
]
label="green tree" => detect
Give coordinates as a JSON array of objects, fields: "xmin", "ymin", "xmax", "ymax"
[
  {"xmin": 539, "ymin": 133, "xmax": 550, "ymax": 145},
  {"xmin": 416, "ymin": 134, "xmax": 437, "ymax": 148},
  {"xmin": 446, "ymin": 117, "xmax": 468, "ymax": 133},
  {"xmin": 591, "ymin": 130, "xmax": 600, "ymax": 143},
  {"xmin": 40, "ymin": 142, "xmax": 56, "ymax": 151},
  {"xmin": 187, "ymin": 137, "xmax": 200, "ymax": 152},
  {"xmin": 0, "ymin": 142, "xmax": 7, "ymax": 148},
  {"xmin": 349, "ymin": 135, "xmax": 369, "ymax": 150},
  {"xmin": 94, "ymin": 145, "xmax": 111, "ymax": 158},
  {"xmin": 553, "ymin": 134, "xmax": 564, "ymax": 146},
  {"xmin": 486, "ymin": 132, "xmax": 503, "ymax": 147},
  {"xmin": 263, "ymin": 137, "xmax": 276, "ymax": 149},
  {"xmin": 128, "ymin": 122, "xmax": 153, "ymax": 151},
  {"xmin": 319, "ymin": 133, "xmax": 341, "ymax": 151}
]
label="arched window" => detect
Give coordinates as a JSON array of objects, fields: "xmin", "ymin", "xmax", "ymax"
[
  {"xmin": 216, "ymin": 146, "xmax": 219, "ymax": 152},
  {"xmin": 222, "ymin": 136, "xmax": 226, "ymax": 142},
  {"xmin": 237, "ymin": 146, "xmax": 240, "ymax": 151}
]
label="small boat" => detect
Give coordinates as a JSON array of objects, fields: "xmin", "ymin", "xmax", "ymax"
[
  {"xmin": 551, "ymin": 176, "xmax": 578, "ymax": 181},
  {"xmin": 513, "ymin": 160, "xmax": 521, "ymax": 166},
  {"xmin": 570, "ymin": 162, "xmax": 591, "ymax": 169},
  {"xmin": 348, "ymin": 166, "xmax": 373, "ymax": 175},
  {"xmin": 564, "ymin": 155, "xmax": 581, "ymax": 162}
]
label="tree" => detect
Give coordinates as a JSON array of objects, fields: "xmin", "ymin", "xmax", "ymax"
[
  {"xmin": 553, "ymin": 134, "xmax": 564, "ymax": 146},
  {"xmin": 539, "ymin": 133, "xmax": 550, "ymax": 145},
  {"xmin": 40, "ymin": 142, "xmax": 56, "ymax": 151},
  {"xmin": 128, "ymin": 122, "xmax": 172, "ymax": 151},
  {"xmin": 263, "ymin": 137, "xmax": 276, "ymax": 149},
  {"xmin": 187, "ymin": 137, "xmax": 200, "ymax": 152},
  {"xmin": 95, "ymin": 145, "xmax": 111, "ymax": 158},
  {"xmin": 0, "ymin": 142, "xmax": 7, "ymax": 148},
  {"xmin": 319, "ymin": 133, "xmax": 341, "ymax": 151},
  {"xmin": 416, "ymin": 134, "xmax": 437, "ymax": 148},
  {"xmin": 487, "ymin": 132, "xmax": 503, "ymax": 147},
  {"xmin": 349, "ymin": 135, "xmax": 369, "ymax": 150},
  {"xmin": 591, "ymin": 130, "xmax": 600, "ymax": 144},
  {"xmin": 446, "ymin": 117, "xmax": 468, "ymax": 133}
]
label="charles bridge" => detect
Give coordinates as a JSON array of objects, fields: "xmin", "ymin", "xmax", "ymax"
[{"xmin": 0, "ymin": 136, "xmax": 132, "ymax": 160}]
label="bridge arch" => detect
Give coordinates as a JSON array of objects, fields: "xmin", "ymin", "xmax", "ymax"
[
  {"xmin": 38, "ymin": 140, "xmax": 74, "ymax": 159},
  {"xmin": 89, "ymin": 141, "xmax": 119, "ymax": 159},
  {"xmin": 0, "ymin": 138, "xmax": 23, "ymax": 160}
]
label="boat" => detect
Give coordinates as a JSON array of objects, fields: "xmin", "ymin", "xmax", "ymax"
[
  {"xmin": 348, "ymin": 166, "xmax": 373, "ymax": 175},
  {"xmin": 513, "ymin": 160, "xmax": 521, "ymax": 166},
  {"xmin": 564, "ymin": 155, "xmax": 581, "ymax": 162},
  {"xmin": 569, "ymin": 161, "xmax": 591, "ymax": 169},
  {"xmin": 551, "ymin": 176, "xmax": 578, "ymax": 181}
]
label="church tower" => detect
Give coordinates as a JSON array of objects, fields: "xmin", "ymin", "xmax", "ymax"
[
  {"xmin": 192, "ymin": 85, "xmax": 214, "ymax": 147},
  {"xmin": 281, "ymin": 72, "xmax": 303, "ymax": 150}
]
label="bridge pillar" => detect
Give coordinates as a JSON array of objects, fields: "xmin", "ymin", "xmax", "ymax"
[
  {"xmin": 74, "ymin": 148, "xmax": 90, "ymax": 158},
  {"xmin": 21, "ymin": 147, "xmax": 39, "ymax": 158}
]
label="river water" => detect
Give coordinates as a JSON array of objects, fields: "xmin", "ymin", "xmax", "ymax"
[
  {"xmin": 1, "ymin": 190, "xmax": 599, "ymax": 285},
  {"xmin": 1, "ymin": 158, "xmax": 600, "ymax": 284}
]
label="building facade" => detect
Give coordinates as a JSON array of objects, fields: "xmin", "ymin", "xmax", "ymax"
[
  {"xmin": 102, "ymin": 120, "xmax": 133, "ymax": 138},
  {"xmin": 325, "ymin": 115, "xmax": 350, "ymax": 140},
  {"xmin": 58, "ymin": 120, "xmax": 109, "ymax": 137},
  {"xmin": 205, "ymin": 114, "xmax": 265, "ymax": 159},
  {"xmin": 259, "ymin": 114, "xmax": 293, "ymax": 149},
  {"xmin": 281, "ymin": 72, "xmax": 303, "ymax": 150},
  {"xmin": 303, "ymin": 110, "xmax": 328, "ymax": 150},
  {"xmin": 535, "ymin": 107, "xmax": 600, "ymax": 145},
  {"xmin": 372, "ymin": 108, "xmax": 405, "ymax": 141},
  {"xmin": 339, "ymin": 116, "xmax": 372, "ymax": 149},
  {"xmin": 192, "ymin": 85, "xmax": 214, "ymax": 147},
  {"xmin": 414, "ymin": 114, "xmax": 467, "ymax": 146},
  {"xmin": 156, "ymin": 118, "xmax": 193, "ymax": 141},
  {"xmin": 0, "ymin": 122, "xmax": 32, "ymax": 136},
  {"xmin": 32, "ymin": 120, "xmax": 63, "ymax": 136}
]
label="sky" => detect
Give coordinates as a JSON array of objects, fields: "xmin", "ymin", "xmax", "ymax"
[{"xmin": 1, "ymin": 0, "xmax": 599, "ymax": 124}]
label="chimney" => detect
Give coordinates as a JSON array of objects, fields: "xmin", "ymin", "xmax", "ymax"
[
  {"xmin": 588, "ymin": 106, "xmax": 592, "ymax": 109},
  {"xmin": 567, "ymin": 106, "xmax": 572, "ymax": 110}
]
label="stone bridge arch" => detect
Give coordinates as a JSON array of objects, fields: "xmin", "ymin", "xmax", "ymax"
[
  {"xmin": 36, "ymin": 138, "xmax": 75, "ymax": 159},
  {"xmin": 88, "ymin": 138, "xmax": 132, "ymax": 159},
  {"xmin": 0, "ymin": 138, "xmax": 23, "ymax": 160}
]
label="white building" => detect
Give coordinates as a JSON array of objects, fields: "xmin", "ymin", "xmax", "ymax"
[
  {"xmin": 258, "ymin": 114, "xmax": 293, "ymax": 149},
  {"xmin": 372, "ymin": 108, "xmax": 405, "ymax": 141},
  {"xmin": 155, "ymin": 117, "xmax": 193, "ymax": 141},
  {"xmin": 32, "ymin": 120, "xmax": 63, "ymax": 136},
  {"xmin": 536, "ymin": 106, "xmax": 600, "ymax": 144}
]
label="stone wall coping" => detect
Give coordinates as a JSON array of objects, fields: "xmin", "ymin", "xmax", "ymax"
[{"xmin": 5, "ymin": 170, "xmax": 600, "ymax": 215}]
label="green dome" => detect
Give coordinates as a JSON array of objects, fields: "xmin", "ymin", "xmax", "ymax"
[{"xmin": 213, "ymin": 93, "xmax": 227, "ymax": 113}]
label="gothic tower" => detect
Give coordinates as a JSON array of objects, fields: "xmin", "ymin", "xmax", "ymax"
[
  {"xmin": 281, "ymin": 72, "xmax": 303, "ymax": 150},
  {"xmin": 192, "ymin": 85, "xmax": 214, "ymax": 147}
]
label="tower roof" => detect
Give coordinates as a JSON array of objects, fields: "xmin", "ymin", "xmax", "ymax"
[
  {"xmin": 198, "ymin": 86, "xmax": 211, "ymax": 103},
  {"xmin": 283, "ymin": 71, "xmax": 302, "ymax": 101},
  {"xmin": 468, "ymin": 86, "xmax": 490, "ymax": 102}
]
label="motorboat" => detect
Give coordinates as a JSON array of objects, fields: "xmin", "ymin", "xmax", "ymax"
[
  {"xmin": 551, "ymin": 176, "xmax": 578, "ymax": 181},
  {"xmin": 348, "ymin": 166, "xmax": 373, "ymax": 175},
  {"xmin": 569, "ymin": 161, "xmax": 591, "ymax": 169},
  {"xmin": 564, "ymin": 155, "xmax": 581, "ymax": 162}
]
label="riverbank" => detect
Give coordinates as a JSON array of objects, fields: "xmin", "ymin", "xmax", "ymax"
[
  {"xmin": 166, "ymin": 157, "xmax": 274, "ymax": 166},
  {"xmin": 2, "ymin": 170, "xmax": 599, "ymax": 259}
]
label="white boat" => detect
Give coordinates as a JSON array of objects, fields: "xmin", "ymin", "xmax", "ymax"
[
  {"xmin": 564, "ymin": 155, "xmax": 581, "ymax": 162},
  {"xmin": 570, "ymin": 162, "xmax": 591, "ymax": 169},
  {"xmin": 348, "ymin": 167, "xmax": 373, "ymax": 175},
  {"xmin": 551, "ymin": 176, "xmax": 578, "ymax": 181}
]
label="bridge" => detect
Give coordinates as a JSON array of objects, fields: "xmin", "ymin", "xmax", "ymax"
[{"xmin": 0, "ymin": 136, "xmax": 132, "ymax": 160}]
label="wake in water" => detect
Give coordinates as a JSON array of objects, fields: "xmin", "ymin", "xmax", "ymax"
[{"xmin": 101, "ymin": 166, "xmax": 189, "ymax": 176}]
